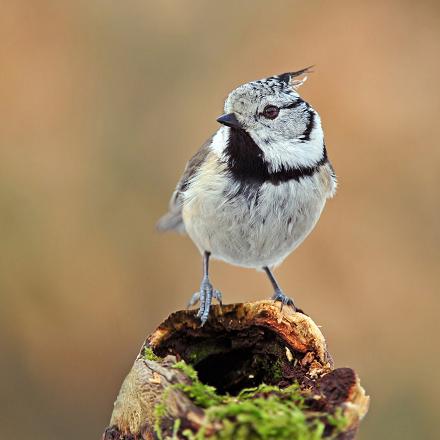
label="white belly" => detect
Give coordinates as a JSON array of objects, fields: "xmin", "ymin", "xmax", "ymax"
[{"xmin": 182, "ymin": 174, "xmax": 328, "ymax": 269}]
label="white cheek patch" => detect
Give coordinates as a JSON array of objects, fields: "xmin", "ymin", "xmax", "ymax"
[{"xmin": 251, "ymin": 112, "xmax": 325, "ymax": 172}]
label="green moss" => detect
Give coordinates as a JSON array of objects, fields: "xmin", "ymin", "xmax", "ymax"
[
  {"xmin": 154, "ymin": 360, "xmax": 347, "ymax": 440},
  {"xmin": 172, "ymin": 419, "xmax": 182, "ymax": 440},
  {"xmin": 267, "ymin": 359, "xmax": 283, "ymax": 383},
  {"xmin": 180, "ymin": 382, "xmax": 325, "ymax": 440},
  {"xmin": 154, "ymin": 387, "xmax": 171, "ymax": 440},
  {"xmin": 203, "ymin": 395, "xmax": 325, "ymax": 440},
  {"xmin": 327, "ymin": 408, "xmax": 348, "ymax": 432},
  {"xmin": 173, "ymin": 360, "xmax": 223, "ymax": 407},
  {"xmin": 173, "ymin": 360, "xmax": 199, "ymax": 381},
  {"xmin": 187, "ymin": 342, "xmax": 225, "ymax": 364},
  {"xmin": 143, "ymin": 347, "xmax": 161, "ymax": 362}
]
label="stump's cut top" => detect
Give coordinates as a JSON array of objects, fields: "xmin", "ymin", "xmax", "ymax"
[{"xmin": 146, "ymin": 301, "xmax": 333, "ymax": 370}]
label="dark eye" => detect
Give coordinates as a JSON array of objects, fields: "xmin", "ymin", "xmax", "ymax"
[{"xmin": 262, "ymin": 105, "xmax": 279, "ymax": 119}]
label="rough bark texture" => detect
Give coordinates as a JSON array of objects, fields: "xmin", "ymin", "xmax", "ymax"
[{"xmin": 103, "ymin": 301, "xmax": 369, "ymax": 440}]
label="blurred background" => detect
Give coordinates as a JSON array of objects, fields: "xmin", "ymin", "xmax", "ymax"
[{"xmin": 1, "ymin": 1, "xmax": 439, "ymax": 439}]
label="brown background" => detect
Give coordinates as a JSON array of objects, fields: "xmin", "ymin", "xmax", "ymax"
[{"xmin": 1, "ymin": 1, "xmax": 439, "ymax": 439}]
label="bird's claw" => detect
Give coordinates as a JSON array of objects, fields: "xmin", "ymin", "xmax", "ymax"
[
  {"xmin": 187, "ymin": 292, "xmax": 201, "ymax": 308},
  {"xmin": 271, "ymin": 289, "xmax": 297, "ymax": 312},
  {"xmin": 187, "ymin": 278, "xmax": 222, "ymax": 325}
]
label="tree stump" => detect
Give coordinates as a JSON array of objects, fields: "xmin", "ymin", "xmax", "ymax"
[{"xmin": 103, "ymin": 301, "xmax": 369, "ymax": 440}]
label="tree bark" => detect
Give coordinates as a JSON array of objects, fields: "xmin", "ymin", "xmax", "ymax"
[{"xmin": 103, "ymin": 301, "xmax": 369, "ymax": 440}]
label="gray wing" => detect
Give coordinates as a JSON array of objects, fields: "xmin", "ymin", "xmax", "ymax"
[{"xmin": 156, "ymin": 136, "xmax": 212, "ymax": 233}]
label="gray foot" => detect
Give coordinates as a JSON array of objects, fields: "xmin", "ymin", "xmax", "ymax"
[
  {"xmin": 271, "ymin": 289, "xmax": 297, "ymax": 312},
  {"xmin": 188, "ymin": 278, "xmax": 222, "ymax": 325}
]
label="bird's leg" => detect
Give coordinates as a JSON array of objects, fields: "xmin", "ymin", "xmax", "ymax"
[
  {"xmin": 263, "ymin": 266, "xmax": 297, "ymax": 312},
  {"xmin": 187, "ymin": 251, "xmax": 222, "ymax": 325}
]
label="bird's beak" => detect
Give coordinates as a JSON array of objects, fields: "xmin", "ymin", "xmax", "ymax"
[{"xmin": 216, "ymin": 113, "xmax": 242, "ymax": 129}]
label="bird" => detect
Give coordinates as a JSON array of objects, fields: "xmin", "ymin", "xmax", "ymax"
[{"xmin": 157, "ymin": 68, "xmax": 337, "ymax": 325}]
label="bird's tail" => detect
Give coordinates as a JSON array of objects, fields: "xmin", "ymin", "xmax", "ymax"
[{"xmin": 156, "ymin": 211, "xmax": 186, "ymax": 234}]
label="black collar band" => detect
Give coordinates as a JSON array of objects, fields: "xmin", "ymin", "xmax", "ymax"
[{"xmin": 224, "ymin": 127, "xmax": 327, "ymax": 185}]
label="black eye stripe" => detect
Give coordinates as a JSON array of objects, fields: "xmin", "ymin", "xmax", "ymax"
[
  {"xmin": 282, "ymin": 99, "xmax": 305, "ymax": 110},
  {"xmin": 259, "ymin": 99, "xmax": 307, "ymax": 119}
]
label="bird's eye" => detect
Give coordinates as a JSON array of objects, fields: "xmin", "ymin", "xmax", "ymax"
[{"xmin": 262, "ymin": 105, "xmax": 279, "ymax": 120}]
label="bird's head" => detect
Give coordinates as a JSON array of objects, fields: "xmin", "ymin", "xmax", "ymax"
[{"xmin": 216, "ymin": 68, "xmax": 325, "ymax": 173}]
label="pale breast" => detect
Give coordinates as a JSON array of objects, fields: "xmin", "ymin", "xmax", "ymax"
[{"xmin": 182, "ymin": 154, "xmax": 334, "ymax": 268}]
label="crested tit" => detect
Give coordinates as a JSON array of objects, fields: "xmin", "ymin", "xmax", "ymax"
[{"xmin": 157, "ymin": 68, "xmax": 337, "ymax": 324}]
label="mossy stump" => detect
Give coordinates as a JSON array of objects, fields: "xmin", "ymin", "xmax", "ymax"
[{"xmin": 103, "ymin": 301, "xmax": 369, "ymax": 440}]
